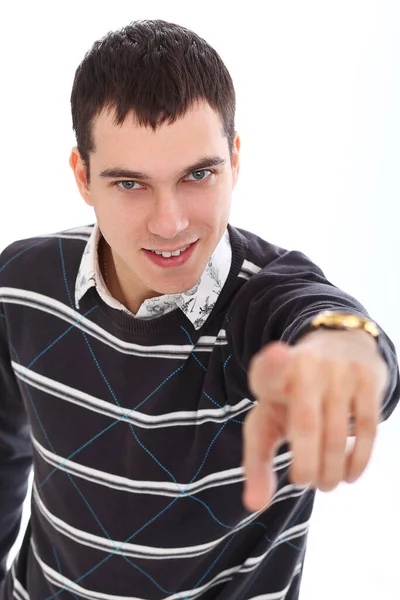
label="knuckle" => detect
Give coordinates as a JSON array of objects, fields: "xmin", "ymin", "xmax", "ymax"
[
  {"xmin": 356, "ymin": 361, "xmax": 371, "ymax": 379},
  {"xmin": 296, "ymin": 351, "xmax": 320, "ymax": 373},
  {"xmin": 295, "ymin": 405, "xmax": 317, "ymax": 433},
  {"xmin": 357, "ymin": 414, "xmax": 377, "ymax": 437},
  {"xmin": 328, "ymin": 363, "xmax": 352, "ymax": 391},
  {"xmin": 324, "ymin": 423, "xmax": 347, "ymax": 452},
  {"xmin": 331, "ymin": 359, "xmax": 347, "ymax": 373},
  {"xmin": 325, "ymin": 434, "xmax": 346, "ymax": 455},
  {"xmin": 348, "ymin": 359, "xmax": 363, "ymax": 373},
  {"xmin": 350, "ymin": 361, "xmax": 374, "ymax": 387}
]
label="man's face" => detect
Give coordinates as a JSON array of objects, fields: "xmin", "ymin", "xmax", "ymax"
[{"xmin": 71, "ymin": 101, "xmax": 240, "ymax": 310}]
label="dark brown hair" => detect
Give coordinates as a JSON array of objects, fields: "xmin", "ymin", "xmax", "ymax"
[{"xmin": 70, "ymin": 19, "xmax": 236, "ymax": 181}]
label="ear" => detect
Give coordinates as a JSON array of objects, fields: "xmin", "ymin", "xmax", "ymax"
[
  {"xmin": 231, "ymin": 132, "xmax": 241, "ymax": 189},
  {"xmin": 69, "ymin": 147, "xmax": 93, "ymax": 206}
]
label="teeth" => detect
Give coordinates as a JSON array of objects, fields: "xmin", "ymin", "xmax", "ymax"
[{"xmin": 151, "ymin": 244, "xmax": 190, "ymax": 258}]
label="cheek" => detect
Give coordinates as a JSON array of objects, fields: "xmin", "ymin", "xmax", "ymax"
[
  {"xmin": 92, "ymin": 201, "xmax": 120, "ymax": 238},
  {"xmin": 209, "ymin": 189, "xmax": 231, "ymax": 227},
  {"xmin": 93, "ymin": 191, "xmax": 143, "ymax": 236},
  {"xmin": 193, "ymin": 181, "xmax": 231, "ymax": 221}
]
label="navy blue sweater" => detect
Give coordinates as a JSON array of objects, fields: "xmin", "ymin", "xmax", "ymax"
[{"xmin": 0, "ymin": 224, "xmax": 398, "ymax": 600}]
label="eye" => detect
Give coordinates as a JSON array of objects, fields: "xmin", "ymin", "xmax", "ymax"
[
  {"xmin": 185, "ymin": 169, "xmax": 212, "ymax": 182},
  {"xmin": 115, "ymin": 180, "xmax": 144, "ymax": 190}
]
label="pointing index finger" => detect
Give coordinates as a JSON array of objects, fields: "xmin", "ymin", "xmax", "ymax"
[{"xmin": 248, "ymin": 342, "xmax": 292, "ymax": 403}]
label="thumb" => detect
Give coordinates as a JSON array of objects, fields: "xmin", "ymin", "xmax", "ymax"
[{"xmin": 248, "ymin": 341, "xmax": 291, "ymax": 402}]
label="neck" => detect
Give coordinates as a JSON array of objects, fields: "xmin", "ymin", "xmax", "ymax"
[{"xmin": 101, "ymin": 237, "xmax": 156, "ymax": 315}]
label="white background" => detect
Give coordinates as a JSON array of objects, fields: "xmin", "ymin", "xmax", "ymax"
[{"xmin": 1, "ymin": 1, "xmax": 399, "ymax": 598}]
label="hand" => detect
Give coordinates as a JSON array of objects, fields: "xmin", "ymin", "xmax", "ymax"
[{"xmin": 243, "ymin": 329, "xmax": 389, "ymax": 511}]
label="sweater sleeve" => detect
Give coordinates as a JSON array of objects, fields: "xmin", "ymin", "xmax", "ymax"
[
  {"xmin": 227, "ymin": 248, "xmax": 400, "ymax": 423},
  {"xmin": 0, "ymin": 306, "xmax": 32, "ymax": 583}
]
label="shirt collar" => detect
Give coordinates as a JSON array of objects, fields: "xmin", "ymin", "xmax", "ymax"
[{"xmin": 75, "ymin": 223, "xmax": 232, "ymax": 330}]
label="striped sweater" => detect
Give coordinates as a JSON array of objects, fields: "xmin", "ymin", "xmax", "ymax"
[{"xmin": 0, "ymin": 223, "xmax": 398, "ymax": 600}]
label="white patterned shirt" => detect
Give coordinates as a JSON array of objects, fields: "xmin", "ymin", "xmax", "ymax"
[{"xmin": 75, "ymin": 223, "xmax": 232, "ymax": 330}]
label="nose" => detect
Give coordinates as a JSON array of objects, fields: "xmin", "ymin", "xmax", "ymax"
[{"xmin": 147, "ymin": 190, "xmax": 189, "ymax": 239}]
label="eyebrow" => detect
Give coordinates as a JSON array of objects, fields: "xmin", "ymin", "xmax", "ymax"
[{"xmin": 98, "ymin": 156, "xmax": 227, "ymax": 181}]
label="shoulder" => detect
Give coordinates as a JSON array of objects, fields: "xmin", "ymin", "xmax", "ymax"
[
  {"xmin": 225, "ymin": 225, "xmax": 330, "ymax": 369},
  {"xmin": 228, "ymin": 224, "xmax": 326, "ymax": 292},
  {"xmin": 0, "ymin": 224, "xmax": 94, "ymax": 287},
  {"xmin": 229, "ymin": 224, "xmax": 288, "ymax": 265}
]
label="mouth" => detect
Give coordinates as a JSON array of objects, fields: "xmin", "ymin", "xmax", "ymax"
[
  {"xmin": 146, "ymin": 242, "xmax": 194, "ymax": 258},
  {"xmin": 142, "ymin": 240, "xmax": 199, "ymax": 268}
]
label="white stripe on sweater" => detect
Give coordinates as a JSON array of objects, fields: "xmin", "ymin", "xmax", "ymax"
[
  {"xmin": 30, "ymin": 528, "xmax": 306, "ymax": 600},
  {"xmin": 32, "ymin": 483, "xmax": 309, "ymax": 563},
  {"xmin": 238, "ymin": 259, "xmax": 262, "ymax": 280},
  {"xmin": 0, "ymin": 288, "xmax": 227, "ymax": 358},
  {"xmin": 246, "ymin": 561, "xmax": 303, "ymax": 600},
  {"xmin": 32, "ymin": 436, "xmax": 244, "ymax": 495},
  {"xmin": 11, "ymin": 563, "xmax": 29, "ymax": 600},
  {"xmin": 33, "ymin": 483, "xmax": 269, "ymax": 560},
  {"xmin": 240, "ymin": 521, "xmax": 309, "ymax": 573},
  {"xmin": 37, "ymin": 226, "xmax": 93, "ymax": 240},
  {"xmin": 13, "ymin": 362, "xmax": 253, "ymax": 428},
  {"xmin": 32, "ymin": 436, "xmax": 293, "ymax": 497}
]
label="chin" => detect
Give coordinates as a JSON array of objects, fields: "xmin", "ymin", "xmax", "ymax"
[{"xmin": 150, "ymin": 275, "xmax": 202, "ymax": 297}]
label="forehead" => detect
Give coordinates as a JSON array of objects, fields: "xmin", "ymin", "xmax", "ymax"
[{"xmin": 90, "ymin": 102, "xmax": 227, "ymax": 172}]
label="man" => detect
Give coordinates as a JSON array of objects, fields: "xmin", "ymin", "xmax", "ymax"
[{"xmin": 0, "ymin": 19, "xmax": 398, "ymax": 600}]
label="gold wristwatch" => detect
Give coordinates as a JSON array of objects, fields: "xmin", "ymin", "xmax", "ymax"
[{"xmin": 310, "ymin": 311, "xmax": 380, "ymax": 339}]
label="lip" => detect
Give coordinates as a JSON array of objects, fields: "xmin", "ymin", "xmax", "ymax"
[
  {"xmin": 143, "ymin": 240, "xmax": 198, "ymax": 268},
  {"xmin": 144, "ymin": 242, "xmax": 197, "ymax": 253}
]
